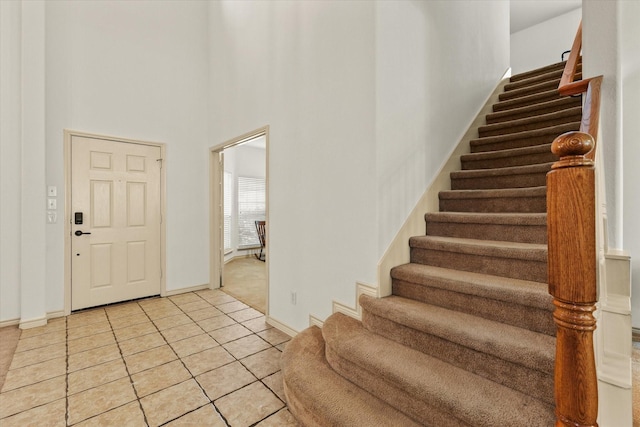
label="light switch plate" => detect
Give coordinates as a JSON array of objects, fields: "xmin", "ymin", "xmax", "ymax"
[
  {"xmin": 47, "ymin": 198, "xmax": 57, "ymax": 210},
  {"xmin": 47, "ymin": 186, "xmax": 57, "ymax": 197}
]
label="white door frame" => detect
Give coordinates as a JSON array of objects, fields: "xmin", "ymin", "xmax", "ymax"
[
  {"xmin": 210, "ymin": 126, "xmax": 269, "ymax": 315},
  {"xmin": 63, "ymin": 129, "xmax": 167, "ymax": 315}
]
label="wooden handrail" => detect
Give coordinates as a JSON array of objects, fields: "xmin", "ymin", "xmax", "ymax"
[
  {"xmin": 559, "ymin": 21, "xmax": 583, "ymax": 93},
  {"xmin": 548, "ymin": 20, "xmax": 603, "ymax": 427}
]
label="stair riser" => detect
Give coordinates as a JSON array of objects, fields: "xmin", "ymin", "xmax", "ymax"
[
  {"xmin": 478, "ymin": 113, "xmax": 582, "ymax": 138},
  {"xmin": 439, "ymin": 195, "xmax": 546, "ymax": 214},
  {"xmin": 499, "ymin": 80, "xmax": 560, "ymax": 102},
  {"xmin": 324, "ymin": 346, "xmax": 467, "ymax": 427},
  {"xmin": 509, "ymin": 61, "xmax": 568, "ymax": 82},
  {"xmin": 426, "ymin": 221, "xmax": 547, "ymax": 244},
  {"xmin": 392, "ymin": 279, "xmax": 555, "ymax": 335},
  {"xmin": 461, "ymin": 150, "xmax": 557, "ymax": 170},
  {"xmin": 450, "ymin": 172, "xmax": 547, "ymax": 190},
  {"xmin": 362, "ymin": 312, "xmax": 555, "ymax": 406},
  {"xmin": 493, "ymin": 92, "xmax": 562, "ymax": 112},
  {"xmin": 504, "ymin": 70, "xmax": 581, "ymax": 92},
  {"xmin": 470, "ymin": 133, "xmax": 569, "ymax": 153},
  {"xmin": 486, "ymin": 97, "xmax": 582, "ymax": 125},
  {"xmin": 409, "ymin": 247, "xmax": 547, "ymax": 282}
]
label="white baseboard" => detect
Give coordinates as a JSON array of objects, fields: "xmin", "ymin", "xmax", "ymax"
[
  {"xmin": 1, "ymin": 310, "xmax": 67, "ymax": 329},
  {"xmin": 0, "ymin": 318, "xmax": 20, "ymax": 328},
  {"xmin": 19, "ymin": 315, "xmax": 48, "ymax": 330},
  {"xmin": 309, "ymin": 315, "xmax": 324, "ymax": 328},
  {"xmin": 164, "ymin": 283, "xmax": 211, "ymax": 297},
  {"xmin": 266, "ymin": 315, "xmax": 298, "ymax": 338},
  {"xmin": 332, "ymin": 281, "xmax": 378, "ymax": 321}
]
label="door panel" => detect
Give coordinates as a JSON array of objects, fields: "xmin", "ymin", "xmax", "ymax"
[{"xmin": 71, "ymin": 135, "xmax": 161, "ymax": 310}]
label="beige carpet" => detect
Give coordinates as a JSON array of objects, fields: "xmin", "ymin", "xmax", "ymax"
[{"xmin": 222, "ymin": 257, "xmax": 267, "ymax": 314}]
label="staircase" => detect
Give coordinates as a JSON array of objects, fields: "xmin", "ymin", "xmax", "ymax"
[{"xmin": 282, "ymin": 60, "xmax": 583, "ymax": 426}]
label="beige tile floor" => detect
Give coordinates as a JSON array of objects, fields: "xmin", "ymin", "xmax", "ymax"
[{"xmin": 0, "ymin": 289, "xmax": 299, "ymax": 427}]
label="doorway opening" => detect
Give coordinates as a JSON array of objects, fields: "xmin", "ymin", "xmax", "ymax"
[{"xmin": 210, "ymin": 127, "xmax": 268, "ymax": 314}]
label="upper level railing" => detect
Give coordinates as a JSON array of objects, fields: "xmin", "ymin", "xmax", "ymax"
[{"xmin": 547, "ymin": 20, "xmax": 603, "ymax": 427}]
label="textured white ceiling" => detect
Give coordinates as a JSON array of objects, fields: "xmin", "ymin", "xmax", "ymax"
[{"xmin": 510, "ymin": 0, "xmax": 582, "ymax": 34}]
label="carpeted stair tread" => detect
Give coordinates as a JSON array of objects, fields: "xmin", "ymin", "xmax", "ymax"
[
  {"xmin": 461, "ymin": 143, "xmax": 556, "ymax": 170},
  {"xmin": 390, "ymin": 263, "xmax": 555, "ymax": 334},
  {"xmin": 391, "ymin": 262, "xmax": 551, "ymax": 311},
  {"xmin": 323, "ymin": 313, "xmax": 555, "ymax": 427},
  {"xmin": 492, "ymin": 88, "xmax": 565, "ymax": 112},
  {"xmin": 409, "ymin": 235, "xmax": 546, "ymax": 261},
  {"xmin": 504, "ymin": 67, "xmax": 582, "ymax": 92},
  {"xmin": 425, "ymin": 211, "xmax": 547, "ymax": 243},
  {"xmin": 478, "ymin": 106, "xmax": 582, "ymax": 137},
  {"xmin": 359, "ymin": 295, "xmax": 554, "ymax": 373},
  {"xmin": 486, "ymin": 96, "xmax": 582, "ymax": 124},
  {"xmin": 450, "ymin": 162, "xmax": 553, "ymax": 190},
  {"xmin": 470, "ymin": 122, "xmax": 580, "ymax": 153},
  {"xmin": 281, "ymin": 326, "xmax": 422, "ymax": 427},
  {"xmin": 509, "ymin": 59, "xmax": 572, "ymax": 82},
  {"xmin": 409, "ymin": 235, "xmax": 547, "ymax": 282},
  {"xmin": 498, "ymin": 78, "xmax": 561, "ymax": 101},
  {"xmin": 439, "ymin": 186, "xmax": 546, "ymax": 213}
]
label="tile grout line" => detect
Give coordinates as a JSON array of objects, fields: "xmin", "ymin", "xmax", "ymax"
[
  {"xmin": 65, "ymin": 316, "xmax": 70, "ymax": 427},
  {"xmin": 106, "ymin": 302, "xmax": 151, "ymax": 427},
  {"xmin": 0, "ymin": 290, "xmax": 292, "ymax": 426},
  {"xmin": 169, "ymin": 292, "xmax": 233, "ymax": 427}
]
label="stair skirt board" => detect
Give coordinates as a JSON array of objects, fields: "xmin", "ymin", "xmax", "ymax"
[{"xmin": 281, "ymin": 60, "xmax": 581, "ymax": 426}]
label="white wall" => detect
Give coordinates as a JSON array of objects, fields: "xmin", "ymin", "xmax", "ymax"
[
  {"xmin": 376, "ymin": 0, "xmax": 510, "ymax": 257},
  {"xmin": 1, "ymin": 1, "xmax": 24, "ymax": 322},
  {"xmin": 1, "ymin": 0, "xmax": 212, "ymax": 323},
  {"xmin": 510, "ymin": 8, "xmax": 581, "ymax": 75},
  {"xmin": 582, "ymin": 2, "xmax": 637, "ymax": 423},
  {"xmin": 620, "ymin": 0, "xmax": 640, "ymax": 329},
  {"xmin": 209, "ymin": 1, "xmax": 378, "ymax": 330},
  {"xmin": 2, "ymin": 0, "xmax": 510, "ymax": 330},
  {"xmin": 210, "ymin": 1, "xmax": 509, "ymax": 331},
  {"xmin": 45, "ymin": 0, "xmax": 211, "ymax": 299}
]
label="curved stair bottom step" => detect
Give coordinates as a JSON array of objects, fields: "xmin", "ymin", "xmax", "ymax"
[
  {"xmin": 323, "ymin": 313, "xmax": 555, "ymax": 427},
  {"xmin": 281, "ymin": 325, "xmax": 422, "ymax": 427}
]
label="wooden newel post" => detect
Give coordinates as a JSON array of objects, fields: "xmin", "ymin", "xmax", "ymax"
[{"xmin": 547, "ymin": 131, "xmax": 598, "ymax": 427}]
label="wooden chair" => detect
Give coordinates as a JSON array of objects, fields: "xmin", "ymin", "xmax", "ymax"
[{"xmin": 255, "ymin": 220, "xmax": 266, "ymax": 262}]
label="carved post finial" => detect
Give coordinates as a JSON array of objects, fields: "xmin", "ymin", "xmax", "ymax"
[{"xmin": 551, "ymin": 132, "xmax": 595, "ymax": 169}]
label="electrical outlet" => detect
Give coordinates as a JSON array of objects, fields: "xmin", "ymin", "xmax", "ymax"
[
  {"xmin": 291, "ymin": 291, "xmax": 297, "ymax": 305},
  {"xmin": 47, "ymin": 211, "xmax": 57, "ymax": 224}
]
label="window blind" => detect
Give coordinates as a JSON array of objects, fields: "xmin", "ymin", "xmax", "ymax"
[{"xmin": 237, "ymin": 176, "xmax": 265, "ymax": 248}]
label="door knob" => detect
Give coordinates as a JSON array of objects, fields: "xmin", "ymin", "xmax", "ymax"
[{"xmin": 74, "ymin": 230, "xmax": 92, "ymax": 236}]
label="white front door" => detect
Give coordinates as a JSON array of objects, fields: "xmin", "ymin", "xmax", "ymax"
[{"xmin": 71, "ymin": 135, "xmax": 162, "ymax": 310}]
